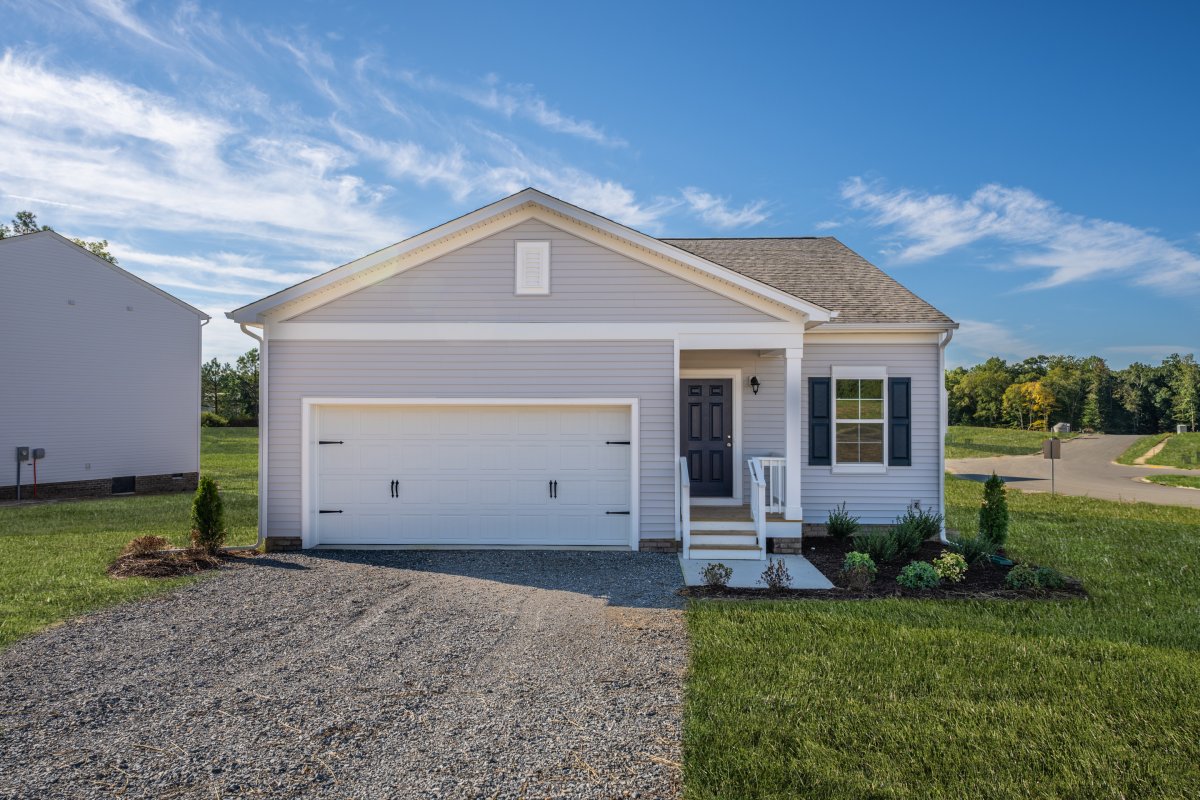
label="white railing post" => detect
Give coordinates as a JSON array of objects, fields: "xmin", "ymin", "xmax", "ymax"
[
  {"xmin": 678, "ymin": 457, "xmax": 691, "ymax": 556},
  {"xmin": 748, "ymin": 458, "xmax": 768, "ymax": 560}
]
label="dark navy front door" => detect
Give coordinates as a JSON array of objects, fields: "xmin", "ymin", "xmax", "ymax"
[{"xmin": 680, "ymin": 379, "xmax": 733, "ymax": 497}]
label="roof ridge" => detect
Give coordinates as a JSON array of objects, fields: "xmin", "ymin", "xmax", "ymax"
[{"xmin": 660, "ymin": 236, "xmax": 832, "ymax": 241}]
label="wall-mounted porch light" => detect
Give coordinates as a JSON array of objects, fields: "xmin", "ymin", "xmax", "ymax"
[{"xmin": 750, "ymin": 376, "xmax": 760, "ymax": 395}]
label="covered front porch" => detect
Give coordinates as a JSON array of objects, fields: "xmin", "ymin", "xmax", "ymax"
[{"xmin": 675, "ymin": 347, "xmax": 805, "ymax": 562}]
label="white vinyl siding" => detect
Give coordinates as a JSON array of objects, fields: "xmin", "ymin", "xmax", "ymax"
[
  {"xmin": 290, "ymin": 220, "xmax": 778, "ymax": 323},
  {"xmin": 267, "ymin": 340, "xmax": 674, "ymax": 542},
  {"xmin": 0, "ymin": 233, "xmax": 201, "ymax": 487}
]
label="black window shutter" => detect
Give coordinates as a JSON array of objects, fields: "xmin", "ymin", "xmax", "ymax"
[
  {"xmin": 809, "ymin": 377, "xmax": 831, "ymax": 466},
  {"xmin": 889, "ymin": 377, "xmax": 912, "ymax": 466}
]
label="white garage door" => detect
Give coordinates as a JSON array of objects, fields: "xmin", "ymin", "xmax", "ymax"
[{"xmin": 313, "ymin": 404, "xmax": 633, "ymax": 547}]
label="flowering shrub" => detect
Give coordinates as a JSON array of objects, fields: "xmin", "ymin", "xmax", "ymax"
[{"xmin": 933, "ymin": 551, "xmax": 968, "ymax": 584}]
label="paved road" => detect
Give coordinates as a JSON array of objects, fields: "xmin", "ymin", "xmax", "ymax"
[
  {"xmin": 0, "ymin": 551, "xmax": 685, "ymax": 799},
  {"xmin": 947, "ymin": 434, "xmax": 1200, "ymax": 508}
]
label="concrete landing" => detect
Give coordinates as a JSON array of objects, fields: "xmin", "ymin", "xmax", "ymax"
[{"xmin": 679, "ymin": 554, "xmax": 834, "ymax": 589}]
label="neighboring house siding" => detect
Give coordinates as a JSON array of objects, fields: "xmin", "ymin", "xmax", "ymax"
[
  {"xmin": 266, "ymin": 339, "xmax": 675, "ymax": 541},
  {"xmin": 0, "ymin": 234, "xmax": 201, "ymax": 487},
  {"xmin": 680, "ymin": 349, "xmax": 785, "ymax": 499},
  {"xmin": 801, "ymin": 343, "xmax": 942, "ymax": 523},
  {"xmin": 290, "ymin": 220, "xmax": 778, "ymax": 323}
]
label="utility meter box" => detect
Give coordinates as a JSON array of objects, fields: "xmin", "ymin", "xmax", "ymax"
[
  {"xmin": 1052, "ymin": 422, "xmax": 1071, "ymax": 434},
  {"xmin": 32, "ymin": 448, "xmax": 45, "ymax": 460},
  {"xmin": 15, "ymin": 446, "xmax": 29, "ymax": 462},
  {"xmin": 1179, "ymin": 425, "xmax": 1190, "ymax": 434}
]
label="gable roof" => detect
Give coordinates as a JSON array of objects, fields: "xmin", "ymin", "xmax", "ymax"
[
  {"xmin": 0, "ymin": 230, "xmax": 209, "ymax": 319},
  {"xmin": 227, "ymin": 189, "xmax": 834, "ymax": 324},
  {"xmin": 660, "ymin": 237, "xmax": 954, "ymax": 326}
]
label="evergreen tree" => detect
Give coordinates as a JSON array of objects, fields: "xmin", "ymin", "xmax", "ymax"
[
  {"xmin": 979, "ymin": 473, "xmax": 1009, "ymax": 550},
  {"xmin": 190, "ymin": 477, "xmax": 226, "ymax": 552}
]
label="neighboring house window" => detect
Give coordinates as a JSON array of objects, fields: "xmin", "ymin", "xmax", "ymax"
[
  {"xmin": 515, "ymin": 241, "xmax": 550, "ymax": 295},
  {"xmin": 835, "ymin": 377, "xmax": 885, "ymax": 465}
]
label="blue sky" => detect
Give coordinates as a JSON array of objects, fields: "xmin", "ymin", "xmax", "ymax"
[{"xmin": 2, "ymin": 0, "xmax": 1197, "ymax": 365}]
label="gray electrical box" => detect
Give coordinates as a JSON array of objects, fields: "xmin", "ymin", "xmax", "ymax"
[
  {"xmin": 15, "ymin": 446, "xmax": 29, "ymax": 462},
  {"xmin": 32, "ymin": 448, "xmax": 45, "ymax": 460}
]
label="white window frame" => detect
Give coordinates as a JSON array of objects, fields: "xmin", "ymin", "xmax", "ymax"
[
  {"xmin": 514, "ymin": 240, "xmax": 551, "ymax": 295},
  {"xmin": 830, "ymin": 366, "xmax": 887, "ymax": 475}
]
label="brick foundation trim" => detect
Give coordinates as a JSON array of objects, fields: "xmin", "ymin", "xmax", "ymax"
[
  {"xmin": 264, "ymin": 536, "xmax": 303, "ymax": 552},
  {"xmin": 769, "ymin": 537, "xmax": 804, "ymax": 555},
  {"xmin": 0, "ymin": 471, "xmax": 198, "ymax": 501},
  {"xmin": 639, "ymin": 538, "xmax": 681, "ymax": 554},
  {"xmin": 801, "ymin": 522, "xmax": 892, "ymax": 537}
]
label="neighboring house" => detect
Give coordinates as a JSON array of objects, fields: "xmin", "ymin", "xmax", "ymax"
[
  {"xmin": 0, "ymin": 231, "xmax": 208, "ymax": 500},
  {"xmin": 228, "ymin": 189, "xmax": 956, "ymax": 560}
]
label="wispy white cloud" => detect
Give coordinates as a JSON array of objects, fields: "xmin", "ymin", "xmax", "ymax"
[
  {"xmin": 843, "ymin": 177, "xmax": 1200, "ymax": 292},
  {"xmin": 681, "ymin": 188, "xmax": 769, "ymax": 230},
  {"xmin": 1106, "ymin": 344, "xmax": 1198, "ymax": 358},
  {"xmin": 949, "ymin": 319, "xmax": 1040, "ymax": 365},
  {"xmin": 81, "ymin": 0, "xmax": 168, "ymax": 47},
  {"xmin": 813, "ymin": 219, "xmax": 842, "ymax": 231}
]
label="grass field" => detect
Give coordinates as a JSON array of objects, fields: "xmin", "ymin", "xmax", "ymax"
[
  {"xmin": 1145, "ymin": 432, "xmax": 1200, "ymax": 469},
  {"xmin": 1145, "ymin": 474, "xmax": 1200, "ymax": 489},
  {"xmin": 685, "ymin": 477, "xmax": 1200, "ymax": 799},
  {"xmin": 0, "ymin": 428, "xmax": 257, "ymax": 648},
  {"xmin": 1115, "ymin": 432, "xmax": 1173, "ymax": 465},
  {"xmin": 945, "ymin": 425, "xmax": 1078, "ymax": 459}
]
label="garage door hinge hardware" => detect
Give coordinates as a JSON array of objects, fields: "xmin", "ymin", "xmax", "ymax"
[
  {"xmin": 605, "ymin": 441, "xmax": 630, "ymax": 445},
  {"xmin": 606, "ymin": 510, "xmax": 631, "ymax": 515},
  {"xmin": 318, "ymin": 440, "xmax": 344, "ymax": 445},
  {"xmin": 319, "ymin": 509, "xmax": 343, "ymax": 514}
]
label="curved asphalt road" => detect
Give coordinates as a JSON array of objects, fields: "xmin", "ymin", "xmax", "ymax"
[{"xmin": 946, "ymin": 434, "xmax": 1200, "ymax": 509}]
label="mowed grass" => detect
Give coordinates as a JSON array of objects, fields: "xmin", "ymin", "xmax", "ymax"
[
  {"xmin": 685, "ymin": 477, "xmax": 1200, "ymax": 799},
  {"xmin": 1116, "ymin": 432, "xmax": 1173, "ymax": 465},
  {"xmin": 0, "ymin": 428, "xmax": 257, "ymax": 648},
  {"xmin": 1146, "ymin": 432, "xmax": 1200, "ymax": 469},
  {"xmin": 1146, "ymin": 474, "xmax": 1200, "ymax": 489},
  {"xmin": 945, "ymin": 425, "xmax": 1078, "ymax": 459}
]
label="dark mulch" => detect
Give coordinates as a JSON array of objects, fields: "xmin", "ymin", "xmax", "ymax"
[
  {"xmin": 681, "ymin": 538, "xmax": 1087, "ymax": 601},
  {"xmin": 107, "ymin": 549, "xmax": 256, "ymax": 579}
]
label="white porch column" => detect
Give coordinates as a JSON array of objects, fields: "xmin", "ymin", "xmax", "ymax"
[{"xmin": 784, "ymin": 347, "xmax": 803, "ymax": 520}]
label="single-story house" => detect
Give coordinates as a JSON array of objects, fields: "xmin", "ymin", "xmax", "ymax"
[
  {"xmin": 228, "ymin": 189, "xmax": 956, "ymax": 560},
  {"xmin": 0, "ymin": 231, "xmax": 208, "ymax": 500}
]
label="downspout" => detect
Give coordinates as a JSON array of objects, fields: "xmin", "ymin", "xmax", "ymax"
[
  {"xmin": 238, "ymin": 323, "xmax": 267, "ymax": 552},
  {"xmin": 938, "ymin": 327, "xmax": 954, "ymax": 544},
  {"xmin": 199, "ymin": 318, "xmax": 209, "ymax": 496}
]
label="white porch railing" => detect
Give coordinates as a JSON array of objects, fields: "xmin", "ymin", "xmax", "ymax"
[
  {"xmin": 677, "ymin": 456, "xmax": 691, "ymax": 553},
  {"xmin": 747, "ymin": 458, "xmax": 769, "ymax": 560},
  {"xmin": 758, "ymin": 457, "xmax": 786, "ymax": 514}
]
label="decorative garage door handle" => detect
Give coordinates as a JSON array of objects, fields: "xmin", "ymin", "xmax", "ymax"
[
  {"xmin": 605, "ymin": 441, "xmax": 630, "ymax": 445},
  {"xmin": 319, "ymin": 509, "xmax": 343, "ymax": 514},
  {"xmin": 318, "ymin": 440, "xmax": 344, "ymax": 444},
  {"xmin": 390, "ymin": 480, "xmax": 398, "ymax": 498},
  {"xmin": 606, "ymin": 510, "xmax": 630, "ymax": 515},
  {"xmin": 548, "ymin": 480, "xmax": 558, "ymax": 499}
]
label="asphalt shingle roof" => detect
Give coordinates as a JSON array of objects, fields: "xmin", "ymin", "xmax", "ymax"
[{"xmin": 660, "ymin": 236, "xmax": 953, "ymax": 325}]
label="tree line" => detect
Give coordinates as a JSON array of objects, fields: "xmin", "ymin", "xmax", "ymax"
[
  {"xmin": 201, "ymin": 350, "xmax": 260, "ymax": 425},
  {"xmin": 0, "ymin": 210, "xmax": 118, "ymax": 262},
  {"xmin": 947, "ymin": 354, "xmax": 1199, "ymax": 433}
]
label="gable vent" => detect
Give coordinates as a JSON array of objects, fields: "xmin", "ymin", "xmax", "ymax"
[{"xmin": 515, "ymin": 241, "xmax": 551, "ymax": 295}]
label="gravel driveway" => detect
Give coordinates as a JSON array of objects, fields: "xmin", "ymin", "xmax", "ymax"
[{"xmin": 0, "ymin": 551, "xmax": 685, "ymax": 799}]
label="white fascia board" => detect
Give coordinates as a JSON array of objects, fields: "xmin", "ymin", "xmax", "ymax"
[
  {"xmin": 809, "ymin": 322, "xmax": 959, "ymax": 332},
  {"xmin": 228, "ymin": 188, "xmax": 833, "ymax": 325}
]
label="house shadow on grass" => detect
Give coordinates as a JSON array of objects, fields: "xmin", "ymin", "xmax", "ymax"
[{"xmin": 297, "ymin": 548, "xmax": 685, "ymax": 610}]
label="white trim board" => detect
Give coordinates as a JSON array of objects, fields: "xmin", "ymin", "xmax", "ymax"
[
  {"xmin": 679, "ymin": 369, "xmax": 743, "ymax": 504},
  {"xmin": 299, "ymin": 397, "xmax": 640, "ymax": 551},
  {"xmin": 228, "ymin": 189, "xmax": 834, "ymax": 325}
]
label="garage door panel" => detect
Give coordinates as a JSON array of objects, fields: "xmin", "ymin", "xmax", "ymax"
[{"xmin": 315, "ymin": 405, "xmax": 632, "ymax": 547}]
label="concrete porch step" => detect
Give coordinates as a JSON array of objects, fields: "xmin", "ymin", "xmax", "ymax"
[
  {"xmin": 690, "ymin": 530, "xmax": 758, "ymax": 546},
  {"xmin": 688, "ymin": 542, "xmax": 764, "ymax": 561}
]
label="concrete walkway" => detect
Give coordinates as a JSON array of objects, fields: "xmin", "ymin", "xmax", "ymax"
[
  {"xmin": 947, "ymin": 434, "xmax": 1200, "ymax": 508},
  {"xmin": 679, "ymin": 554, "xmax": 833, "ymax": 589}
]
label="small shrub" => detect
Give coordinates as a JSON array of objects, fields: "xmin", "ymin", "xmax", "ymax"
[
  {"xmin": 949, "ymin": 532, "xmax": 996, "ymax": 566},
  {"xmin": 840, "ymin": 551, "xmax": 877, "ymax": 590},
  {"xmin": 700, "ymin": 562, "xmax": 733, "ymax": 589},
  {"xmin": 759, "ymin": 558, "xmax": 793, "ymax": 590},
  {"xmin": 852, "ymin": 530, "xmax": 899, "ymax": 564},
  {"xmin": 932, "ymin": 550, "xmax": 968, "ymax": 583},
  {"xmin": 190, "ymin": 476, "xmax": 226, "ymax": 553},
  {"xmin": 1034, "ymin": 566, "xmax": 1066, "ymax": 590},
  {"xmin": 889, "ymin": 504, "xmax": 943, "ymax": 557},
  {"xmin": 200, "ymin": 411, "xmax": 228, "ymax": 427},
  {"xmin": 979, "ymin": 473, "xmax": 1009, "ymax": 549},
  {"xmin": 120, "ymin": 535, "xmax": 171, "ymax": 557},
  {"xmin": 826, "ymin": 502, "xmax": 860, "ymax": 540},
  {"xmin": 897, "ymin": 561, "xmax": 941, "ymax": 590},
  {"xmin": 1005, "ymin": 563, "xmax": 1038, "ymax": 590}
]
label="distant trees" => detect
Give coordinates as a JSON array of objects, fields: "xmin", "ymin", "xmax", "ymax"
[
  {"xmin": 201, "ymin": 349, "xmax": 260, "ymax": 424},
  {"xmin": 0, "ymin": 210, "xmax": 118, "ymax": 264},
  {"xmin": 948, "ymin": 353, "xmax": 1200, "ymax": 433}
]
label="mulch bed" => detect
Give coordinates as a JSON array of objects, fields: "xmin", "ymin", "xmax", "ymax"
[
  {"xmin": 107, "ymin": 549, "xmax": 256, "ymax": 579},
  {"xmin": 681, "ymin": 538, "xmax": 1087, "ymax": 601}
]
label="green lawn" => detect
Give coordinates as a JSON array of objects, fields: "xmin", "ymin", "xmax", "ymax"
[
  {"xmin": 685, "ymin": 477, "xmax": 1200, "ymax": 799},
  {"xmin": 945, "ymin": 425, "xmax": 1078, "ymax": 459},
  {"xmin": 0, "ymin": 428, "xmax": 257, "ymax": 648},
  {"xmin": 1145, "ymin": 474, "xmax": 1200, "ymax": 490},
  {"xmin": 1115, "ymin": 432, "xmax": 1173, "ymax": 465},
  {"xmin": 1145, "ymin": 432, "xmax": 1200, "ymax": 469}
]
